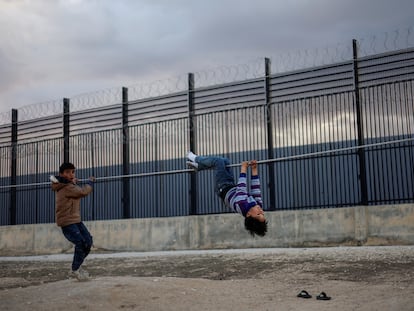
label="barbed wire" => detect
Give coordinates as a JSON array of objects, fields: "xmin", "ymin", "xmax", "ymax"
[
  {"xmin": 269, "ymin": 26, "xmax": 414, "ymax": 74},
  {"xmin": 70, "ymin": 86, "xmax": 122, "ymax": 112},
  {"xmin": 0, "ymin": 111, "xmax": 11, "ymax": 126},
  {"xmin": 127, "ymin": 73, "xmax": 188, "ymax": 102},
  {"xmin": 270, "ymin": 42, "xmax": 354, "ymax": 74},
  {"xmin": 194, "ymin": 57, "xmax": 265, "ymax": 88},
  {"xmin": 128, "ymin": 58, "xmax": 265, "ymax": 99},
  {"xmin": 128, "ymin": 58, "xmax": 265, "ymax": 97},
  {"xmin": 357, "ymin": 26, "xmax": 414, "ymax": 57},
  {"xmin": 1, "ymin": 25, "xmax": 412, "ymax": 123},
  {"xmin": 17, "ymin": 99, "xmax": 63, "ymax": 122}
]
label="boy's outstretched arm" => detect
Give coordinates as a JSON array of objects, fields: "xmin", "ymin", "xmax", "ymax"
[
  {"xmin": 240, "ymin": 161, "xmax": 249, "ymax": 174},
  {"xmin": 66, "ymin": 177, "xmax": 95, "ymax": 199},
  {"xmin": 234, "ymin": 162, "xmax": 250, "ymax": 206},
  {"xmin": 249, "ymin": 160, "xmax": 263, "ymax": 206},
  {"xmin": 250, "ymin": 160, "xmax": 258, "ymax": 176}
]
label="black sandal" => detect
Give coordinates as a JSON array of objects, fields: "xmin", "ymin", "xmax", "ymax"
[
  {"xmin": 297, "ymin": 290, "xmax": 312, "ymax": 299},
  {"xmin": 316, "ymin": 292, "xmax": 331, "ymax": 300}
]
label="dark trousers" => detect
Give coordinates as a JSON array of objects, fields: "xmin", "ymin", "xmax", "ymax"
[
  {"xmin": 195, "ymin": 156, "xmax": 235, "ymax": 196},
  {"xmin": 62, "ymin": 222, "xmax": 93, "ymax": 271}
]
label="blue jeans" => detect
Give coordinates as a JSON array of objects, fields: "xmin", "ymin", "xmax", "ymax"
[
  {"xmin": 195, "ymin": 156, "xmax": 235, "ymax": 194},
  {"xmin": 62, "ymin": 222, "xmax": 93, "ymax": 271}
]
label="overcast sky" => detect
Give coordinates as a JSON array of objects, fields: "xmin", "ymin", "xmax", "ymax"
[{"xmin": 0, "ymin": 0, "xmax": 413, "ymax": 114}]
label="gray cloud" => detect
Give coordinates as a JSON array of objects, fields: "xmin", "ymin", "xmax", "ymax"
[{"xmin": 0, "ymin": 0, "xmax": 413, "ymax": 113}]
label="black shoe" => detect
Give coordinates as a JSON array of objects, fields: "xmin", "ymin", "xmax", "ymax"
[{"xmin": 297, "ymin": 290, "xmax": 312, "ymax": 299}]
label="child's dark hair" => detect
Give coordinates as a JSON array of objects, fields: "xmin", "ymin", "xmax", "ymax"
[
  {"xmin": 244, "ymin": 217, "xmax": 268, "ymax": 237},
  {"xmin": 59, "ymin": 162, "xmax": 75, "ymax": 174}
]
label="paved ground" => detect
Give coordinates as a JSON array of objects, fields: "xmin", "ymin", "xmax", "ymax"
[{"xmin": 1, "ymin": 246, "xmax": 413, "ymax": 311}]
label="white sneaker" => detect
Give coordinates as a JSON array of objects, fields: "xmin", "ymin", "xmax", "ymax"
[
  {"xmin": 186, "ymin": 161, "xmax": 199, "ymax": 170},
  {"xmin": 70, "ymin": 268, "xmax": 90, "ymax": 281},
  {"xmin": 186, "ymin": 151, "xmax": 198, "ymax": 162}
]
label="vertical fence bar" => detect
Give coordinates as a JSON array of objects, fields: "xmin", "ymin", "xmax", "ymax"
[
  {"xmin": 63, "ymin": 98, "xmax": 70, "ymax": 163},
  {"xmin": 10, "ymin": 109, "xmax": 18, "ymax": 225},
  {"xmin": 90, "ymin": 133, "xmax": 96, "ymax": 220},
  {"xmin": 188, "ymin": 73, "xmax": 197, "ymax": 215},
  {"xmin": 122, "ymin": 87, "xmax": 130, "ymax": 219},
  {"xmin": 264, "ymin": 58, "xmax": 276, "ymax": 210},
  {"xmin": 35, "ymin": 142, "xmax": 39, "ymax": 224},
  {"xmin": 352, "ymin": 39, "xmax": 368, "ymax": 205}
]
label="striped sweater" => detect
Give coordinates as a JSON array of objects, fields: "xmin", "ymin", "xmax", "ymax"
[{"xmin": 224, "ymin": 173, "xmax": 263, "ymax": 217}]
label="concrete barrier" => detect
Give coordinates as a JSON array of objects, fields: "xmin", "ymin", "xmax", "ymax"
[{"xmin": 0, "ymin": 204, "xmax": 413, "ymax": 255}]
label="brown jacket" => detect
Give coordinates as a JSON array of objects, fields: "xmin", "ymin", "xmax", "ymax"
[{"xmin": 51, "ymin": 179, "xmax": 93, "ymax": 227}]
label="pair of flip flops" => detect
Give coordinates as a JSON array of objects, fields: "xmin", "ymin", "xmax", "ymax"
[{"xmin": 297, "ymin": 290, "xmax": 331, "ymax": 300}]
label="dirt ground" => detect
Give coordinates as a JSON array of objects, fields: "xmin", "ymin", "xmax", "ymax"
[{"xmin": 0, "ymin": 246, "xmax": 413, "ymax": 311}]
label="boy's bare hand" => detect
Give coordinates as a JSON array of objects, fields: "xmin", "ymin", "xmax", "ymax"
[
  {"xmin": 241, "ymin": 161, "xmax": 249, "ymax": 169},
  {"xmin": 249, "ymin": 160, "xmax": 258, "ymax": 169}
]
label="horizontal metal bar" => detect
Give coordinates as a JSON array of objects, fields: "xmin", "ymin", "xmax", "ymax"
[
  {"xmin": 228, "ymin": 137, "xmax": 414, "ymax": 167},
  {"xmin": 0, "ymin": 136, "xmax": 413, "ymax": 190}
]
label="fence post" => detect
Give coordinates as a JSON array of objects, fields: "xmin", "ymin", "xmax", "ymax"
[
  {"xmin": 264, "ymin": 58, "xmax": 277, "ymax": 211},
  {"xmin": 10, "ymin": 109, "xmax": 18, "ymax": 225},
  {"xmin": 188, "ymin": 73, "xmax": 197, "ymax": 215},
  {"xmin": 122, "ymin": 87, "xmax": 130, "ymax": 219},
  {"xmin": 63, "ymin": 98, "xmax": 70, "ymax": 163},
  {"xmin": 352, "ymin": 39, "xmax": 368, "ymax": 205}
]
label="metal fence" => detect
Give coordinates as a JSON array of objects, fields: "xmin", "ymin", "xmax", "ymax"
[{"xmin": 0, "ymin": 39, "xmax": 414, "ymax": 226}]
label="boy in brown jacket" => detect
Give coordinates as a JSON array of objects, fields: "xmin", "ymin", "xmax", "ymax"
[{"xmin": 51, "ymin": 162, "xmax": 95, "ymax": 281}]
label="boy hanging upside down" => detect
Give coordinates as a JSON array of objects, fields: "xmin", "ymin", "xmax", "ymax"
[{"xmin": 186, "ymin": 152, "xmax": 268, "ymax": 237}]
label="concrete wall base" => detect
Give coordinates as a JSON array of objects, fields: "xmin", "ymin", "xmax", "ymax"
[{"xmin": 1, "ymin": 204, "xmax": 413, "ymax": 256}]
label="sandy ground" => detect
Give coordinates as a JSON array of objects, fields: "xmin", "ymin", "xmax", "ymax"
[{"xmin": 0, "ymin": 246, "xmax": 413, "ymax": 311}]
